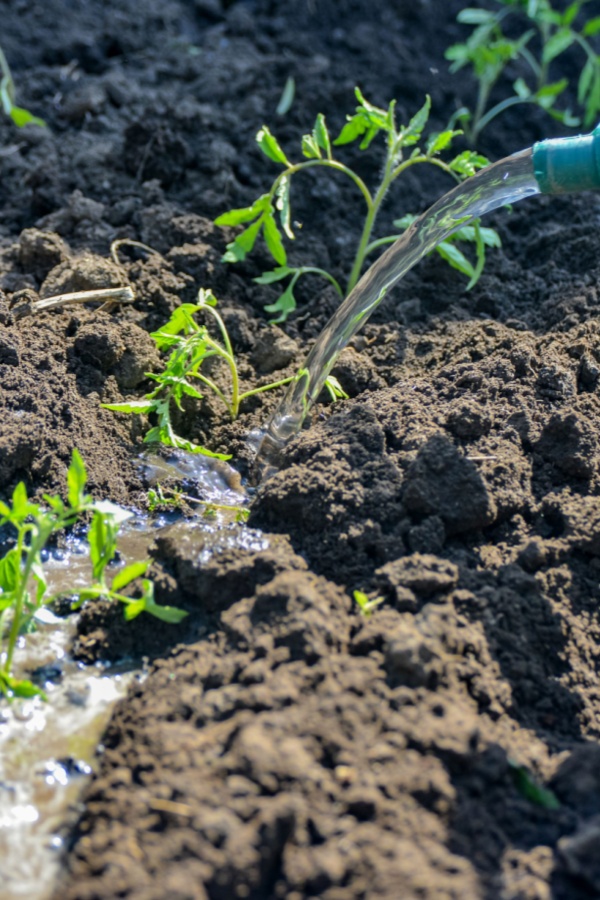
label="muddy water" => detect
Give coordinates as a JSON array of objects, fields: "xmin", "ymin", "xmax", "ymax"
[{"xmin": 0, "ymin": 451, "xmax": 250, "ymax": 900}]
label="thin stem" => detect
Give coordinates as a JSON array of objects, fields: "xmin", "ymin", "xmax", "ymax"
[
  {"xmin": 271, "ymin": 159, "xmax": 373, "ymax": 212},
  {"xmin": 296, "ymin": 267, "xmax": 344, "ymax": 297},
  {"xmin": 189, "ymin": 371, "xmax": 234, "ymax": 418},
  {"xmin": 238, "ymin": 375, "xmax": 295, "ymax": 403}
]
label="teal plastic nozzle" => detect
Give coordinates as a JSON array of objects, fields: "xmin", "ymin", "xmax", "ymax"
[{"xmin": 533, "ymin": 125, "xmax": 600, "ymax": 194}]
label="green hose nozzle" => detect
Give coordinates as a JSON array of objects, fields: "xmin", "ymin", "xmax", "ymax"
[{"xmin": 533, "ymin": 125, "xmax": 600, "ymax": 194}]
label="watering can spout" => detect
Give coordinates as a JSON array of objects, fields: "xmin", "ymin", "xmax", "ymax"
[{"xmin": 533, "ymin": 124, "xmax": 600, "ymax": 194}]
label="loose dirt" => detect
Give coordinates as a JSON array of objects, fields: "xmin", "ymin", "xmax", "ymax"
[{"xmin": 2, "ymin": 0, "xmax": 600, "ymax": 897}]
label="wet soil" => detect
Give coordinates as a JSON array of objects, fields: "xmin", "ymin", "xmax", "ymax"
[{"xmin": 2, "ymin": 0, "xmax": 600, "ymax": 897}]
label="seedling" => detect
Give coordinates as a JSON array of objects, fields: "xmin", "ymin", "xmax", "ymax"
[
  {"xmin": 0, "ymin": 450, "xmax": 186, "ymax": 700},
  {"xmin": 353, "ymin": 590, "xmax": 385, "ymax": 619},
  {"xmin": 104, "ymin": 288, "xmax": 347, "ymax": 458},
  {"xmin": 446, "ymin": 0, "xmax": 600, "ymax": 143},
  {"xmin": 148, "ymin": 483, "xmax": 250, "ymax": 521},
  {"xmin": 215, "ymin": 88, "xmax": 496, "ymax": 322},
  {"xmin": 0, "ymin": 45, "xmax": 45, "ymax": 128}
]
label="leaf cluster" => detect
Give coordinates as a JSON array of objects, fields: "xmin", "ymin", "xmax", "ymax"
[
  {"xmin": 0, "ymin": 450, "xmax": 186, "ymax": 700},
  {"xmin": 446, "ymin": 0, "xmax": 600, "ymax": 141},
  {"xmin": 216, "ymin": 88, "xmax": 496, "ymax": 323}
]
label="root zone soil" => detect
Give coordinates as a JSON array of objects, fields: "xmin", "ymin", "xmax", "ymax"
[{"xmin": 2, "ymin": 0, "xmax": 600, "ymax": 898}]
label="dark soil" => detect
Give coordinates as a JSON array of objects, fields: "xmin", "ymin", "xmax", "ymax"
[{"xmin": 2, "ymin": 0, "xmax": 600, "ymax": 897}]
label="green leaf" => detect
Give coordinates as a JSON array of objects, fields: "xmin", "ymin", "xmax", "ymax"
[
  {"xmin": 276, "ymin": 76, "xmax": 295, "ymax": 116},
  {"xmin": 222, "ymin": 218, "xmax": 264, "ymax": 263},
  {"xmin": 88, "ymin": 510, "xmax": 116, "ymax": 582},
  {"xmin": 436, "ymin": 241, "xmax": 476, "ymax": 278},
  {"xmin": 457, "ymin": 8, "xmax": 496, "ymax": 24},
  {"xmin": 102, "ymin": 399, "xmax": 157, "ymax": 414},
  {"xmin": 12, "ymin": 481, "xmax": 29, "ymax": 518},
  {"xmin": 583, "ymin": 16, "xmax": 600, "ymax": 36},
  {"xmin": 578, "ymin": 57, "xmax": 595, "ymax": 105},
  {"xmin": 449, "ymin": 150, "xmax": 490, "ymax": 177},
  {"xmin": 276, "ymin": 176, "xmax": 294, "ymax": 239},
  {"xmin": 324, "ymin": 375, "xmax": 349, "ymax": 401},
  {"xmin": 123, "ymin": 598, "xmax": 146, "ymax": 620},
  {"xmin": 9, "ymin": 106, "xmax": 46, "ymax": 128},
  {"xmin": 264, "ymin": 283, "xmax": 297, "ymax": 323},
  {"xmin": 67, "ymin": 449, "xmax": 88, "ymax": 510},
  {"xmin": 426, "ymin": 128, "xmax": 461, "ymax": 156},
  {"xmin": 0, "ymin": 673, "xmax": 47, "ymax": 700},
  {"xmin": 263, "ymin": 212, "xmax": 287, "ymax": 266},
  {"xmin": 0, "ymin": 547, "xmax": 20, "ymax": 593},
  {"xmin": 254, "ymin": 266, "xmax": 295, "ymax": 285},
  {"xmin": 214, "ymin": 194, "xmax": 270, "ymax": 227},
  {"xmin": 334, "ymin": 115, "xmax": 367, "ymax": 146},
  {"xmin": 301, "ymin": 133, "xmax": 321, "ymax": 158},
  {"xmin": 112, "ymin": 560, "xmax": 150, "ymax": 592},
  {"xmin": 542, "ymin": 28, "xmax": 575, "ymax": 64},
  {"xmin": 400, "ymin": 95, "xmax": 431, "ymax": 146},
  {"xmin": 31, "ymin": 558, "xmax": 48, "ymax": 605},
  {"xmin": 256, "ymin": 126, "xmax": 290, "ymax": 165},
  {"xmin": 313, "ymin": 113, "xmax": 331, "ymax": 158}
]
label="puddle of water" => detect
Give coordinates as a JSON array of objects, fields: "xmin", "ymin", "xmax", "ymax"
[
  {"xmin": 0, "ymin": 449, "xmax": 255, "ymax": 898},
  {"xmin": 0, "ymin": 610, "xmax": 136, "ymax": 900}
]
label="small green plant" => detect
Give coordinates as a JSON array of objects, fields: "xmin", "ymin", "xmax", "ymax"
[
  {"xmin": 446, "ymin": 0, "xmax": 600, "ymax": 143},
  {"xmin": 508, "ymin": 758, "xmax": 560, "ymax": 809},
  {"xmin": 353, "ymin": 590, "xmax": 385, "ymax": 619},
  {"xmin": 215, "ymin": 88, "xmax": 495, "ymax": 323},
  {"xmin": 148, "ymin": 483, "xmax": 250, "ymax": 521},
  {"xmin": 0, "ymin": 45, "xmax": 45, "ymax": 128},
  {"xmin": 0, "ymin": 450, "xmax": 186, "ymax": 700},
  {"xmin": 104, "ymin": 288, "xmax": 348, "ymax": 457}
]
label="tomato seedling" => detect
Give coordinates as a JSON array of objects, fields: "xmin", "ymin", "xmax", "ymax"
[{"xmin": 215, "ymin": 88, "xmax": 496, "ymax": 322}]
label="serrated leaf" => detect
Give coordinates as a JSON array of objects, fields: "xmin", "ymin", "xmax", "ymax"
[
  {"xmin": 254, "ymin": 266, "xmax": 295, "ymax": 284},
  {"xmin": 401, "ymin": 95, "xmax": 431, "ymax": 145},
  {"xmin": 256, "ymin": 126, "xmax": 290, "ymax": 165},
  {"xmin": 262, "ymin": 212, "xmax": 287, "ymax": 265},
  {"xmin": 301, "ymin": 133, "xmax": 321, "ymax": 158},
  {"xmin": 222, "ymin": 218, "xmax": 264, "ymax": 263},
  {"xmin": 426, "ymin": 129, "xmax": 460, "ymax": 156},
  {"xmin": 112, "ymin": 560, "xmax": 150, "ymax": 592},
  {"xmin": 276, "ymin": 176, "xmax": 294, "ymax": 239},
  {"xmin": 264, "ymin": 283, "xmax": 297, "ymax": 323},
  {"xmin": 214, "ymin": 194, "xmax": 270, "ymax": 227}
]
